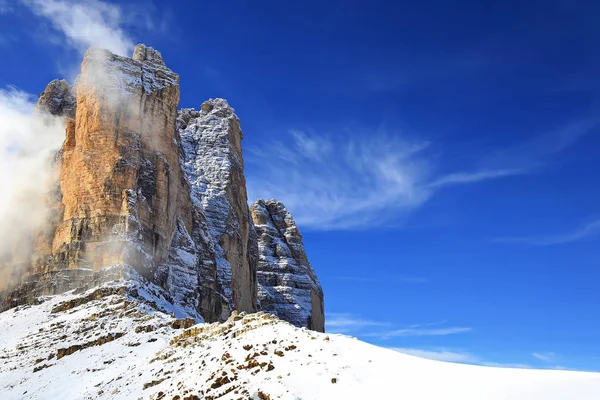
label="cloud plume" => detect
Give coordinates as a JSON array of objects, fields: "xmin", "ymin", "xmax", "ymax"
[
  {"xmin": 0, "ymin": 87, "xmax": 66, "ymax": 289},
  {"xmin": 0, "ymin": 0, "xmax": 137, "ymax": 290},
  {"xmin": 21, "ymin": 0, "xmax": 134, "ymax": 56}
]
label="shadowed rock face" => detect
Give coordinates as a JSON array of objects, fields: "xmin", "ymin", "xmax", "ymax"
[
  {"xmin": 35, "ymin": 79, "xmax": 76, "ymax": 119},
  {"xmin": 0, "ymin": 45, "xmax": 323, "ymax": 332},
  {"xmin": 250, "ymin": 199, "xmax": 325, "ymax": 332},
  {"xmin": 177, "ymin": 100, "xmax": 258, "ymax": 315}
]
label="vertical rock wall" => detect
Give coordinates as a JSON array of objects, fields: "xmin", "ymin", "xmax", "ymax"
[
  {"xmin": 177, "ymin": 100, "xmax": 258, "ymax": 315},
  {"xmin": 250, "ymin": 199, "xmax": 325, "ymax": 332},
  {"xmin": 51, "ymin": 45, "xmax": 191, "ymax": 275}
]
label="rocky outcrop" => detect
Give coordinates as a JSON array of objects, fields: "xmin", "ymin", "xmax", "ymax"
[
  {"xmin": 1, "ymin": 44, "xmax": 323, "ymax": 332},
  {"xmin": 1, "ymin": 45, "xmax": 200, "ymax": 315},
  {"xmin": 177, "ymin": 100, "xmax": 258, "ymax": 315},
  {"xmin": 52, "ymin": 44, "xmax": 190, "ymax": 274},
  {"xmin": 35, "ymin": 79, "xmax": 76, "ymax": 118},
  {"xmin": 250, "ymin": 199, "xmax": 324, "ymax": 332}
]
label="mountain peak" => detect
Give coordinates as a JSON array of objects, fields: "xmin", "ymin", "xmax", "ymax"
[
  {"xmin": 0, "ymin": 45, "xmax": 323, "ymax": 332},
  {"xmin": 251, "ymin": 198, "xmax": 325, "ymax": 332},
  {"xmin": 132, "ymin": 43, "xmax": 165, "ymax": 65}
]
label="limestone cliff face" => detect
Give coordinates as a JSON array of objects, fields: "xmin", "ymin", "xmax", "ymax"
[
  {"xmin": 1, "ymin": 45, "xmax": 196, "ymax": 312},
  {"xmin": 1, "ymin": 45, "xmax": 323, "ymax": 332},
  {"xmin": 250, "ymin": 199, "xmax": 325, "ymax": 332},
  {"xmin": 52, "ymin": 45, "xmax": 191, "ymax": 275},
  {"xmin": 177, "ymin": 100, "xmax": 258, "ymax": 315}
]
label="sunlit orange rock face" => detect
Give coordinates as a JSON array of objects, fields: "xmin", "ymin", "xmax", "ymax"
[
  {"xmin": 1, "ymin": 45, "xmax": 196, "ymax": 308},
  {"xmin": 52, "ymin": 45, "xmax": 192, "ymax": 274}
]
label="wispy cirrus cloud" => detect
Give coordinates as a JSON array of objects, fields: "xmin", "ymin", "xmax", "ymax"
[
  {"xmin": 427, "ymin": 169, "xmax": 520, "ymax": 189},
  {"xmin": 397, "ymin": 348, "xmax": 588, "ymax": 371},
  {"xmin": 325, "ymin": 313, "xmax": 390, "ymax": 334},
  {"xmin": 481, "ymin": 118, "xmax": 599, "ymax": 173},
  {"xmin": 326, "ymin": 313, "xmax": 471, "ymax": 339},
  {"xmin": 247, "ymin": 118, "xmax": 598, "ymax": 231},
  {"xmin": 493, "ymin": 219, "xmax": 600, "ymax": 246},
  {"xmin": 392, "ymin": 348, "xmax": 481, "ymax": 364},
  {"xmin": 393, "ymin": 347, "xmax": 537, "ymax": 369},
  {"xmin": 533, "ymin": 352, "xmax": 557, "ymax": 363},
  {"xmin": 367, "ymin": 325, "xmax": 472, "ymax": 339},
  {"xmin": 246, "ymin": 129, "xmax": 434, "ymax": 230},
  {"xmin": 392, "ymin": 348, "xmax": 582, "ymax": 370}
]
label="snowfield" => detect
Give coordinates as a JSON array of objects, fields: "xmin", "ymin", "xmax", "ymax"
[{"xmin": 1, "ymin": 284, "xmax": 599, "ymax": 400}]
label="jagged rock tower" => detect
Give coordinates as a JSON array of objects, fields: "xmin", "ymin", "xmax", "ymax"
[
  {"xmin": 0, "ymin": 44, "xmax": 324, "ymax": 332},
  {"xmin": 251, "ymin": 199, "xmax": 324, "ymax": 332}
]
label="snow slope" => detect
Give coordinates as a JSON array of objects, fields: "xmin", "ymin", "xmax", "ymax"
[{"xmin": 1, "ymin": 285, "xmax": 599, "ymax": 400}]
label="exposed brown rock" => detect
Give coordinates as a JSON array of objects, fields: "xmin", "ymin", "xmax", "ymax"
[
  {"xmin": 56, "ymin": 332, "xmax": 125, "ymax": 359},
  {"xmin": 0, "ymin": 44, "xmax": 197, "ymax": 312},
  {"xmin": 53, "ymin": 45, "xmax": 191, "ymax": 274},
  {"xmin": 171, "ymin": 318, "xmax": 195, "ymax": 329}
]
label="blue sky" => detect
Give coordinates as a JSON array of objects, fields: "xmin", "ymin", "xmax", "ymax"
[{"xmin": 1, "ymin": 0, "xmax": 599, "ymax": 371}]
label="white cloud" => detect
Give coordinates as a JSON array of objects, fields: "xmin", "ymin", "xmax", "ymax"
[
  {"xmin": 0, "ymin": 87, "xmax": 66, "ymax": 289},
  {"xmin": 325, "ymin": 313, "xmax": 390, "ymax": 334},
  {"xmin": 368, "ymin": 326, "xmax": 472, "ymax": 339},
  {"xmin": 427, "ymin": 169, "xmax": 520, "ymax": 188},
  {"xmin": 392, "ymin": 348, "xmax": 480, "ymax": 363},
  {"xmin": 493, "ymin": 219, "xmax": 600, "ymax": 246},
  {"xmin": 480, "ymin": 118, "xmax": 599, "ymax": 173},
  {"xmin": 21, "ymin": 0, "xmax": 134, "ymax": 56},
  {"xmin": 392, "ymin": 348, "xmax": 583, "ymax": 371},
  {"xmin": 247, "ymin": 117, "xmax": 597, "ymax": 231},
  {"xmin": 533, "ymin": 352, "xmax": 557, "ymax": 363},
  {"xmin": 392, "ymin": 348, "xmax": 538, "ymax": 369},
  {"xmin": 246, "ymin": 129, "xmax": 435, "ymax": 230},
  {"xmin": 326, "ymin": 313, "xmax": 471, "ymax": 338},
  {"xmin": 480, "ymin": 361, "xmax": 535, "ymax": 369}
]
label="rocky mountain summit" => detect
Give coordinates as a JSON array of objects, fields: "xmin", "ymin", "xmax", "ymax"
[{"xmin": 0, "ymin": 44, "xmax": 324, "ymax": 331}]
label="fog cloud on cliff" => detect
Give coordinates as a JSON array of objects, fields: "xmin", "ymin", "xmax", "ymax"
[
  {"xmin": 0, "ymin": 0, "xmax": 136, "ymax": 289},
  {"xmin": 0, "ymin": 88, "xmax": 66, "ymax": 289},
  {"xmin": 21, "ymin": 0, "xmax": 134, "ymax": 56}
]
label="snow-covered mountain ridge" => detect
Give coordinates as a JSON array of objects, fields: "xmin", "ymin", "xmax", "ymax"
[{"xmin": 1, "ymin": 282, "xmax": 599, "ymax": 400}]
